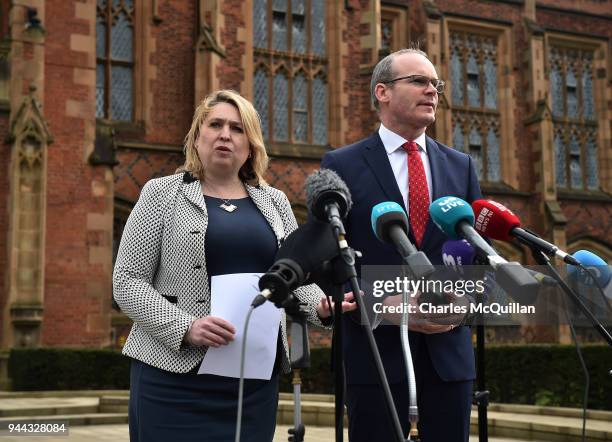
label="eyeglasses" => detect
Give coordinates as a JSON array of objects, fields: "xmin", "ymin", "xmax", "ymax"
[{"xmin": 384, "ymin": 74, "xmax": 445, "ymax": 94}]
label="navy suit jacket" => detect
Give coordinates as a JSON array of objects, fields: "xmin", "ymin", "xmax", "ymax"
[{"xmin": 321, "ymin": 132, "xmax": 482, "ymax": 385}]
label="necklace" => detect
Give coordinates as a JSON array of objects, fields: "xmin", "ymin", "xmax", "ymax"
[{"xmin": 219, "ymin": 198, "xmax": 238, "ymax": 213}]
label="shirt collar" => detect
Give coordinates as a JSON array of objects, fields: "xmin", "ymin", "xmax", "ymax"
[{"xmin": 378, "ymin": 123, "xmax": 427, "ymax": 155}]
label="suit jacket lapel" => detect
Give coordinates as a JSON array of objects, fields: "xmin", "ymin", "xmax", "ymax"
[
  {"xmin": 361, "ymin": 132, "xmax": 407, "ymax": 213},
  {"xmin": 246, "ymin": 184, "xmax": 285, "ymax": 246},
  {"xmin": 421, "ymin": 136, "xmax": 448, "ymax": 247},
  {"xmin": 182, "ymin": 179, "xmax": 208, "ymax": 214}
]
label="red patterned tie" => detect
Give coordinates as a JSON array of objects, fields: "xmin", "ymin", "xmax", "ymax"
[{"xmin": 403, "ymin": 141, "xmax": 430, "ymax": 247}]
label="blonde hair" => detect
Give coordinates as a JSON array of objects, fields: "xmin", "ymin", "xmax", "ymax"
[{"xmin": 180, "ymin": 89, "xmax": 269, "ymax": 186}]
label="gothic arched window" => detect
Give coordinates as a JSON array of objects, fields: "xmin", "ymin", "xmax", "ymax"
[
  {"xmin": 449, "ymin": 31, "xmax": 501, "ymax": 183},
  {"xmin": 96, "ymin": 0, "xmax": 135, "ymax": 121},
  {"xmin": 549, "ymin": 46, "xmax": 599, "ymax": 190},
  {"xmin": 253, "ymin": 0, "xmax": 328, "ymax": 148}
]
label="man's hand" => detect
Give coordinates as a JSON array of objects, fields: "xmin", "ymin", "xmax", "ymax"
[
  {"xmin": 317, "ymin": 292, "xmax": 358, "ymax": 319},
  {"xmin": 184, "ymin": 316, "xmax": 236, "ymax": 347}
]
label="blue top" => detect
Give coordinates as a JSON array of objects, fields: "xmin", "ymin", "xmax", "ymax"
[
  {"xmin": 203, "ymin": 195, "xmax": 282, "ymax": 375},
  {"xmin": 204, "ymin": 195, "xmax": 278, "ymax": 277}
]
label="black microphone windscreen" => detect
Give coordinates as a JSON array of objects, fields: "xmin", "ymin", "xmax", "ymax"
[
  {"xmin": 305, "ymin": 169, "xmax": 353, "ymax": 220},
  {"xmin": 275, "ymin": 220, "xmax": 339, "ymax": 279}
]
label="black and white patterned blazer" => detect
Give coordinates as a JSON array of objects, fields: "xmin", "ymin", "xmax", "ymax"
[{"xmin": 113, "ymin": 172, "xmax": 326, "ymax": 374}]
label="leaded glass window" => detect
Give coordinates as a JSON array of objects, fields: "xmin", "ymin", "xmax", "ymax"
[
  {"xmin": 548, "ymin": 46, "xmax": 599, "ymax": 190},
  {"xmin": 381, "ymin": 18, "xmax": 393, "ymax": 54},
  {"xmin": 293, "ymin": 72, "xmax": 308, "ymax": 142},
  {"xmin": 96, "ymin": 0, "xmax": 134, "ymax": 121},
  {"xmin": 312, "ymin": 75, "xmax": 327, "ymax": 145},
  {"xmin": 273, "ymin": 73, "xmax": 289, "ymax": 142},
  {"xmin": 254, "ymin": 68, "xmax": 269, "ymax": 139},
  {"xmin": 253, "ymin": 0, "xmax": 328, "ymax": 146},
  {"xmin": 449, "ymin": 31, "xmax": 501, "ymax": 182}
]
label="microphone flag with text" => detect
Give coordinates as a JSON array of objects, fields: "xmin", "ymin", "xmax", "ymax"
[
  {"xmin": 471, "ymin": 199, "xmax": 580, "ymax": 266},
  {"xmin": 429, "ymin": 196, "xmax": 540, "ymax": 304}
]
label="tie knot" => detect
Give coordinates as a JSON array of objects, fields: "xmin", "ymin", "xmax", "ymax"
[{"xmin": 402, "ymin": 141, "xmax": 419, "ymax": 153}]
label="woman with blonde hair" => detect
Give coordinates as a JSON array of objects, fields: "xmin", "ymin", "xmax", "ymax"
[{"xmin": 113, "ymin": 89, "xmax": 355, "ymax": 441}]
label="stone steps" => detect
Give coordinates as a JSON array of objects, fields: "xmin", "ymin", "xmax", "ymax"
[
  {"xmin": 0, "ymin": 392, "xmax": 610, "ymax": 441},
  {"xmin": 0, "ymin": 413, "xmax": 129, "ymax": 427}
]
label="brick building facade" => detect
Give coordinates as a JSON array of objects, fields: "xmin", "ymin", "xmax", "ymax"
[{"xmin": 0, "ymin": 0, "xmax": 610, "ymax": 386}]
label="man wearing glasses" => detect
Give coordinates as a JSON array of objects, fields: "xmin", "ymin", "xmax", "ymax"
[{"xmin": 321, "ymin": 48, "xmax": 482, "ymax": 441}]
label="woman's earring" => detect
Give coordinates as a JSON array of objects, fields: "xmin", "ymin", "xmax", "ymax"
[{"xmin": 248, "ymin": 151, "xmax": 253, "ymax": 158}]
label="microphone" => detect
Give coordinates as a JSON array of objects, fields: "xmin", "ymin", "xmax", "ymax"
[
  {"xmin": 430, "ymin": 197, "xmax": 505, "ymax": 265},
  {"xmin": 370, "ymin": 202, "xmax": 434, "ymax": 279},
  {"xmin": 371, "ymin": 202, "xmax": 451, "ymax": 304},
  {"xmin": 567, "ymin": 250, "xmax": 611, "ymax": 288},
  {"xmin": 306, "ymin": 169, "xmax": 353, "ymax": 234},
  {"xmin": 253, "ymin": 220, "xmax": 338, "ymax": 308},
  {"xmin": 442, "ymin": 239, "xmax": 557, "ymax": 286},
  {"xmin": 471, "ymin": 199, "xmax": 580, "ymax": 266},
  {"xmin": 442, "ymin": 239, "xmax": 476, "ymax": 270},
  {"xmin": 429, "ymin": 196, "xmax": 540, "ymax": 303}
]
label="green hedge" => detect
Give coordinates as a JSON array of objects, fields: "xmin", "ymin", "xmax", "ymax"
[
  {"xmin": 9, "ymin": 348, "xmax": 131, "ymax": 391},
  {"xmin": 279, "ymin": 345, "xmax": 611, "ymax": 410},
  {"xmin": 8, "ymin": 345, "xmax": 611, "ymax": 410},
  {"xmin": 482, "ymin": 344, "xmax": 611, "ymax": 410}
]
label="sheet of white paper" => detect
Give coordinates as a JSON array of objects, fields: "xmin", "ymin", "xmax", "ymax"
[{"xmin": 198, "ymin": 273, "xmax": 281, "ymax": 380}]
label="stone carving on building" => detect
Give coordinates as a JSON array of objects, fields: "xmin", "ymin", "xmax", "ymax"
[{"xmin": 3, "ymin": 86, "xmax": 52, "ymax": 350}]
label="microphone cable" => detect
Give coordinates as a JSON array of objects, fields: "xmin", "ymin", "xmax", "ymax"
[
  {"xmin": 561, "ymin": 293, "xmax": 589, "ymax": 442},
  {"xmin": 234, "ymin": 305, "xmax": 256, "ymax": 442}
]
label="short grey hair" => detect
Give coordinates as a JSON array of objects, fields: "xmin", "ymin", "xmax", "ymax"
[{"xmin": 370, "ymin": 47, "xmax": 429, "ymax": 111}]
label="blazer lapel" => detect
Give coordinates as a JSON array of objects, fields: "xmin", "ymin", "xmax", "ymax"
[
  {"xmin": 421, "ymin": 136, "xmax": 448, "ymax": 247},
  {"xmin": 182, "ymin": 179, "xmax": 208, "ymax": 214},
  {"xmin": 246, "ymin": 184, "xmax": 285, "ymax": 246},
  {"xmin": 361, "ymin": 132, "xmax": 407, "ymax": 213}
]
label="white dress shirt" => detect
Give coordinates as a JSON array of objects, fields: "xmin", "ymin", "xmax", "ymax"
[{"xmin": 378, "ymin": 124, "xmax": 433, "ymax": 213}]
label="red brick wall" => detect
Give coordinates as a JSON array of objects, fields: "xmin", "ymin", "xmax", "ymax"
[
  {"xmin": 537, "ymin": 7, "xmax": 611, "ymax": 36},
  {"xmin": 41, "ymin": 0, "xmax": 108, "ymax": 346},
  {"xmin": 345, "ymin": 4, "xmax": 378, "ymax": 144},
  {"xmin": 218, "ymin": 0, "xmax": 247, "ymax": 91},
  {"xmin": 145, "ymin": 1, "xmax": 196, "ymax": 145},
  {"xmin": 562, "ymin": 201, "xmax": 612, "ymax": 246},
  {"xmin": 266, "ymin": 159, "xmax": 321, "ymax": 203},
  {"xmin": 114, "ymin": 150, "xmax": 184, "ymax": 203},
  {"xmin": 536, "ymin": 0, "xmax": 612, "ymax": 16},
  {"xmin": 0, "ymin": 2, "xmax": 9, "ymax": 40}
]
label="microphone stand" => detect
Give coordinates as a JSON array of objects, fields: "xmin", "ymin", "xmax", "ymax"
[
  {"xmin": 399, "ymin": 266, "xmax": 420, "ymax": 442},
  {"xmin": 283, "ymin": 300, "xmax": 309, "ymax": 442},
  {"xmin": 316, "ymin": 225, "xmax": 406, "ymax": 442},
  {"xmin": 474, "ymin": 286, "xmax": 489, "ymax": 442},
  {"xmin": 528, "ymin": 248, "xmax": 612, "ymax": 347},
  {"xmin": 468, "ymin": 260, "xmax": 489, "ymax": 442}
]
